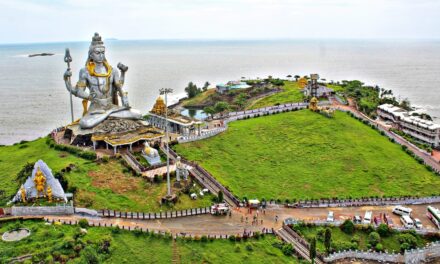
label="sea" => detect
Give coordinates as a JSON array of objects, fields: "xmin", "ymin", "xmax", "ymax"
[{"xmin": 0, "ymin": 39, "xmax": 439, "ymax": 145}]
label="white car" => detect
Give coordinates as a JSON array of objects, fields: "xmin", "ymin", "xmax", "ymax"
[{"xmin": 413, "ymin": 218, "xmax": 423, "ymax": 229}]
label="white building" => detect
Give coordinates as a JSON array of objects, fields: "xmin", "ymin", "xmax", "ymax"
[{"xmin": 377, "ymin": 104, "xmax": 440, "ymax": 148}]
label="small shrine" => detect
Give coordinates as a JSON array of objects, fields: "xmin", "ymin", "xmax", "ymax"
[
  {"xmin": 9, "ymin": 160, "xmax": 67, "ymax": 204},
  {"xmin": 148, "ymin": 97, "xmax": 203, "ymax": 136},
  {"xmin": 142, "ymin": 141, "xmax": 161, "ymax": 165},
  {"xmin": 309, "ymin": 97, "xmax": 335, "ymax": 118},
  {"xmin": 174, "ymin": 156, "xmax": 189, "ymax": 187}
]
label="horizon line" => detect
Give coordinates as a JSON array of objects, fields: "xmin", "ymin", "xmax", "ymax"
[{"xmin": 1, "ymin": 37, "xmax": 440, "ymax": 46}]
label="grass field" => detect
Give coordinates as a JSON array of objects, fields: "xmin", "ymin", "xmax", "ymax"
[
  {"xmin": 294, "ymin": 224, "xmax": 434, "ymax": 253},
  {"xmin": 0, "ymin": 138, "xmax": 212, "ymax": 211},
  {"xmin": 0, "ymin": 220, "xmax": 297, "ymax": 263},
  {"xmin": 247, "ymin": 81, "xmax": 304, "ymax": 110},
  {"xmin": 175, "ymin": 110, "xmax": 440, "ymax": 200}
]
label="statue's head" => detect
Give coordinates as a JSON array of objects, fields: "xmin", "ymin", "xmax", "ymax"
[{"xmin": 88, "ymin": 33, "xmax": 106, "ymax": 64}]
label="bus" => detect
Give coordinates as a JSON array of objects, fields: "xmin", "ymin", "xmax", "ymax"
[{"xmin": 427, "ymin": 206, "xmax": 440, "ymax": 229}]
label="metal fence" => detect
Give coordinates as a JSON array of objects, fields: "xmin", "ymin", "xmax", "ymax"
[{"xmin": 98, "ymin": 206, "xmax": 212, "ymax": 219}]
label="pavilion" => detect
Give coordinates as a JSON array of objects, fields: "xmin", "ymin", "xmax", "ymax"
[{"xmin": 148, "ymin": 97, "xmax": 203, "ymax": 136}]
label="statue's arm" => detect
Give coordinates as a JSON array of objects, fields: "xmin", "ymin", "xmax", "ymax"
[
  {"xmin": 113, "ymin": 65, "xmax": 130, "ymax": 107},
  {"xmin": 63, "ymin": 68, "xmax": 90, "ymax": 100}
]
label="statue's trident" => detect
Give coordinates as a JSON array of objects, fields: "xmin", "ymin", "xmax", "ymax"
[{"xmin": 64, "ymin": 48, "xmax": 74, "ymax": 123}]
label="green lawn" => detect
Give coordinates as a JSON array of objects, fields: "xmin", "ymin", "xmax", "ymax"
[
  {"xmin": 0, "ymin": 138, "xmax": 91, "ymax": 206},
  {"xmin": 247, "ymin": 81, "xmax": 304, "ymax": 110},
  {"xmin": 294, "ymin": 224, "xmax": 434, "ymax": 254},
  {"xmin": 175, "ymin": 110, "xmax": 440, "ymax": 200},
  {"xmin": 0, "ymin": 138, "xmax": 212, "ymax": 211},
  {"xmin": 0, "ymin": 220, "xmax": 297, "ymax": 263}
]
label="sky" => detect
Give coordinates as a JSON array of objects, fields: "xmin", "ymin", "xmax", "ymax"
[{"xmin": 1, "ymin": 0, "xmax": 439, "ymax": 43}]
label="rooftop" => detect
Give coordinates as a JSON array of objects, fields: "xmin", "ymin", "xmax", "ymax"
[{"xmin": 378, "ymin": 104, "xmax": 440, "ymax": 130}]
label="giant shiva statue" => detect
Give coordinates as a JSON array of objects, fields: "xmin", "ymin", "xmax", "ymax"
[{"xmin": 63, "ymin": 33, "xmax": 142, "ymax": 129}]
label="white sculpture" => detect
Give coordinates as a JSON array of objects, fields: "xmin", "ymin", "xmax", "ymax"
[{"xmin": 142, "ymin": 142, "xmax": 161, "ymax": 165}]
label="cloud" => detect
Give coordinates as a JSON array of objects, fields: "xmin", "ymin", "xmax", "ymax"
[{"xmin": 0, "ymin": 0, "xmax": 439, "ymax": 43}]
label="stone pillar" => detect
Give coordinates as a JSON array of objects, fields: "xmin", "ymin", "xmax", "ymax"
[
  {"xmin": 106, "ymin": 143, "xmax": 108, "ymax": 150},
  {"xmin": 113, "ymin": 146, "xmax": 117, "ymax": 155},
  {"xmin": 92, "ymin": 141, "xmax": 96, "ymax": 150},
  {"xmin": 129, "ymin": 143, "xmax": 133, "ymax": 152}
]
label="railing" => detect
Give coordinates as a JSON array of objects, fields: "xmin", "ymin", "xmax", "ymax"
[
  {"xmin": 287, "ymin": 196, "xmax": 440, "ymax": 208},
  {"xmin": 178, "ymin": 127, "xmax": 228, "ymax": 143},
  {"xmin": 97, "ymin": 206, "xmax": 212, "ymax": 219},
  {"xmin": 44, "ymin": 217, "xmax": 274, "ymax": 239},
  {"xmin": 325, "ymin": 242, "xmax": 440, "ymax": 263},
  {"xmin": 191, "ymin": 163, "xmax": 240, "ymax": 206}
]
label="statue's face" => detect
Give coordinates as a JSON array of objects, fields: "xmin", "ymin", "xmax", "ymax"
[{"xmin": 90, "ymin": 46, "xmax": 106, "ymax": 63}]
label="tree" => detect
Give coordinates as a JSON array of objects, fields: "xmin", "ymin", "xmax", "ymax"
[
  {"xmin": 377, "ymin": 224, "xmax": 391, "ymax": 237},
  {"xmin": 203, "ymin": 106, "xmax": 216, "ymax": 119},
  {"xmin": 309, "ymin": 237, "xmax": 317, "ymax": 264},
  {"xmin": 214, "ymin": 101, "xmax": 230, "ymax": 113},
  {"xmin": 185, "ymin": 82, "xmax": 201, "ymax": 98},
  {"xmin": 340, "ymin": 219, "xmax": 355, "ymax": 234},
  {"xmin": 294, "ymin": 75, "xmax": 300, "ymax": 82},
  {"xmin": 324, "ymin": 228, "xmax": 332, "ymax": 254},
  {"xmin": 234, "ymin": 93, "xmax": 247, "ymax": 110},
  {"xmin": 217, "ymin": 190, "xmax": 224, "ymax": 203},
  {"xmin": 368, "ymin": 232, "xmax": 381, "ymax": 247},
  {"xmin": 202, "ymin": 81, "xmax": 210, "ymax": 92},
  {"xmin": 399, "ymin": 98, "xmax": 412, "ymax": 111}
]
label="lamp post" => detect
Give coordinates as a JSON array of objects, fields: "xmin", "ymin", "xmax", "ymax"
[{"xmin": 159, "ymin": 88, "xmax": 173, "ymax": 197}]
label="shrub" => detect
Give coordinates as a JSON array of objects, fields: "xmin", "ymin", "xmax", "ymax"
[
  {"xmin": 201, "ymin": 235, "xmax": 208, "ymax": 242},
  {"xmin": 375, "ymin": 243, "xmax": 383, "ymax": 252},
  {"xmin": 398, "ymin": 233, "xmax": 417, "ymax": 249},
  {"xmin": 228, "ymin": 235, "xmax": 236, "ymax": 242},
  {"xmin": 78, "ymin": 219, "xmax": 88, "ymax": 228},
  {"xmin": 80, "ymin": 246, "xmax": 99, "ymax": 264},
  {"xmin": 245, "ymin": 244, "xmax": 253, "ymax": 251},
  {"xmin": 281, "ymin": 243, "xmax": 294, "ymax": 256},
  {"xmin": 377, "ymin": 224, "xmax": 391, "ymax": 237},
  {"xmin": 340, "ymin": 220, "xmax": 355, "ymax": 234},
  {"xmin": 368, "ymin": 232, "xmax": 381, "ymax": 247}
]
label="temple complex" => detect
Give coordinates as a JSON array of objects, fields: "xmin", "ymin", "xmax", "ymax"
[{"xmin": 148, "ymin": 97, "xmax": 203, "ymax": 136}]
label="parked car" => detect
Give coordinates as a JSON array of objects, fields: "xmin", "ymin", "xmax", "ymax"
[
  {"xmin": 353, "ymin": 215, "xmax": 362, "ymax": 224},
  {"xmin": 413, "ymin": 218, "xmax": 423, "ymax": 229},
  {"xmin": 384, "ymin": 213, "xmax": 394, "ymax": 227},
  {"xmin": 327, "ymin": 211, "xmax": 334, "ymax": 222},
  {"xmin": 363, "ymin": 211, "xmax": 372, "ymax": 224},
  {"xmin": 392, "ymin": 206, "xmax": 412, "ymax": 216},
  {"xmin": 374, "ymin": 215, "xmax": 382, "ymax": 225},
  {"xmin": 400, "ymin": 215, "xmax": 414, "ymax": 228}
]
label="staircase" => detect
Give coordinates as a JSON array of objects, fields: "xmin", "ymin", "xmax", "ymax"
[{"xmin": 276, "ymin": 226, "xmax": 325, "ymax": 264}]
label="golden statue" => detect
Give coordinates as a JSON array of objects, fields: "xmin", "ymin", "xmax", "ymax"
[
  {"xmin": 309, "ymin": 97, "xmax": 319, "ymax": 112},
  {"xmin": 33, "ymin": 167, "xmax": 46, "ymax": 198},
  {"xmin": 151, "ymin": 96, "xmax": 166, "ymax": 116},
  {"xmin": 298, "ymin": 77, "xmax": 308, "ymax": 88},
  {"xmin": 47, "ymin": 186, "xmax": 53, "ymax": 202},
  {"xmin": 20, "ymin": 186, "xmax": 27, "ymax": 203}
]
